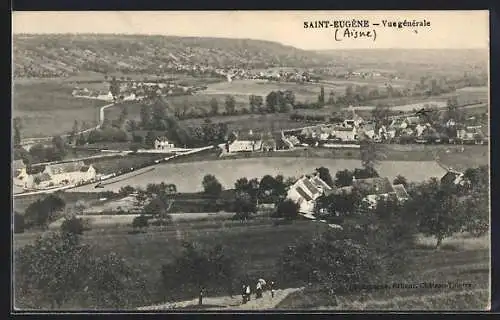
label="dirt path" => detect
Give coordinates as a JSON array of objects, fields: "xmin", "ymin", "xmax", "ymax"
[{"xmin": 138, "ymin": 287, "xmax": 304, "ymax": 311}]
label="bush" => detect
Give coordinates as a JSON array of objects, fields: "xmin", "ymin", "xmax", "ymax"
[
  {"xmin": 60, "ymin": 217, "xmax": 86, "ymax": 235},
  {"xmin": 14, "ymin": 212, "xmax": 25, "ymax": 234},
  {"xmin": 132, "ymin": 215, "xmax": 149, "ymax": 229}
]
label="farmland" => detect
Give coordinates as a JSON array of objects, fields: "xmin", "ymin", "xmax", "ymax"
[
  {"xmin": 68, "ymin": 157, "xmax": 448, "ymax": 194},
  {"xmin": 13, "ymin": 80, "xmax": 107, "ymax": 138},
  {"xmin": 276, "ymin": 233, "xmax": 489, "ymax": 310}
]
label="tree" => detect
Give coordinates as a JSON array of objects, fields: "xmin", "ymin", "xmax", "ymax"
[
  {"xmin": 14, "ymin": 212, "xmax": 25, "ymax": 234},
  {"xmin": 265, "ymin": 91, "xmax": 276, "ymax": 112},
  {"xmin": 371, "ymin": 104, "xmax": 391, "ymax": 128},
  {"xmin": 318, "ymin": 86, "xmax": 325, "ymax": 105},
  {"xmin": 393, "ymin": 175, "xmax": 408, "ymax": 188},
  {"xmin": 335, "ymin": 169, "xmax": 354, "ymax": 187},
  {"xmin": 315, "ymin": 190, "xmax": 363, "ymax": 219},
  {"xmin": 406, "ymin": 178, "xmax": 465, "ymax": 248},
  {"xmin": 359, "ymin": 138, "xmax": 386, "ymax": 170},
  {"xmin": 24, "ymin": 195, "xmax": 66, "ymax": 229},
  {"xmin": 249, "ymin": 95, "xmax": 257, "ymax": 113},
  {"xmin": 224, "ymin": 95, "xmax": 236, "ymax": 115},
  {"xmin": 134, "ymin": 189, "xmax": 149, "ymax": 208},
  {"xmin": 60, "ymin": 217, "xmax": 86, "ymax": 235},
  {"xmin": 161, "ymin": 241, "xmax": 237, "ymax": 299},
  {"xmin": 51, "ymin": 136, "xmax": 67, "ymax": 159},
  {"xmin": 140, "ymin": 105, "xmax": 151, "ymax": 129},
  {"xmin": 69, "ymin": 120, "xmax": 79, "ymax": 144},
  {"xmin": 233, "ymin": 192, "xmax": 257, "ymax": 221},
  {"xmin": 202, "ymin": 174, "xmax": 223, "ymax": 198},
  {"xmin": 132, "ymin": 215, "xmax": 149, "ymax": 230},
  {"xmin": 275, "ymin": 199, "xmax": 300, "ymax": 220},
  {"xmin": 210, "ymin": 98, "xmax": 219, "ymax": 115},
  {"xmin": 118, "ymin": 106, "xmax": 129, "ymax": 126},
  {"xmin": 13, "ymin": 117, "xmax": 22, "ymax": 146},
  {"xmin": 15, "ymin": 232, "xmax": 150, "ymax": 309},
  {"xmin": 315, "ymin": 167, "xmax": 334, "ymax": 187},
  {"xmin": 144, "ymin": 131, "xmax": 156, "ymax": 148},
  {"xmin": 327, "ymin": 90, "xmax": 336, "ymax": 104}
]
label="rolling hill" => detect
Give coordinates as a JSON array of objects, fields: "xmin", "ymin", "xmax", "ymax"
[{"xmin": 13, "ymin": 34, "xmax": 331, "ymax": 78}]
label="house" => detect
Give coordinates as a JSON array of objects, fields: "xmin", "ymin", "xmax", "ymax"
[
  {"xmin": 358, "ymin": 123, "xmax": 376, "ymax": 139},
  {"xmin": 261, "ymin": 133, "xmax": 277, "ymax": 152},
  {"xmin": 223, "ymin": 131, "xmax": 273, "ymax": 153},
  {"xmin": 287, "ymin": 174, "xmax": 333, "ymax": 215},
  {"xmin": 24, "ymin": 172, "xmax": 53, "ymax": 189},
  {"xmin": 97, "ymin": 91, "xmax": 114, "ymax": 101},
  {"xmin": 43, "ymin": 161, "xmax": 97, "ymax": 186},
  {"xmin": 330, "ymin": 126, "xmax": 358, "ymax": 142},
  {"xmin": 13, "ymin": 160, "xmax": 26, "ymax": 177},
  {"xmin": 334, "ymin": 177, "xmax": 409, "ymax": 209},
  {"xmin": 154, "ymin": 137, "xmax": 175, "ymax": 150},
  {"xmin": 404, "ymin": 116, "xmax": 421, "ymax": 126},
  {"xmin": 441, "ymin": 170, "xmax": 467, "ymax": 186}
]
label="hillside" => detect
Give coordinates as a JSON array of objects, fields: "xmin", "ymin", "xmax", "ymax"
[
  {"xmin": 13, "ymin": 34, "xmax": 331, "ymax": 78},
  {"xmin": 316, "ymin": 49, "xmax": 489, "ymax": 79}
]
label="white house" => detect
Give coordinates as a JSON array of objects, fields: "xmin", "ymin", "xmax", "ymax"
[
  {"xmin": 154, "ymin": 137, "xmax": 175, "ymax": 150},
  {"xmin": 330, "ymin": 126, "xmax": 358, "ymax": 142},
  {"xmin": 43, "ymin": 161, "xmax": 97, "ymax": 186},
  {"xmin": 287, "ymin": 174, "xmax": 332, "ymax": 216},
  {"xmin": 97, "ymin": 91, "xmax": 114, "ymax": 101}
]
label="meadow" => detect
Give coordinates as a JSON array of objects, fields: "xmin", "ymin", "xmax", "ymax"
[
  {"xmin": 276, "ymin": 232, "xmax": 489, "ymax": 310},
  {"xmin": 13, "ymin": 81, "xmax": 107, "ymax": 138},
  {"xmin": 14, "ymin": 219, "xmax": 329, "ymax": 303},
  {"xmin": 68, "ymin": 157, "xmax": 448, "ymax": 194},
  {"xmin": 13, "ymin": 219, "xmax": 489, "ymax": 309}
]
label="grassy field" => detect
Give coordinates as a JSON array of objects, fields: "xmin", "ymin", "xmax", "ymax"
[
  {"xmin": 68, "ymin": 157, "xmax": 447, "ymax": 194},
  {"xmin": 14, "ymin": 219, "xmax": 329, "ymax": 304},
  {"xmin": 13, "ymin": 220, "xmax": 489, "ymax": 310},
  {"xmin": 276, "ymin": 233, "xmax": 490, "ymax": 311},
  {"xmin": 13, "ymin": 81, "xmax": 107, "ymax": 138}
]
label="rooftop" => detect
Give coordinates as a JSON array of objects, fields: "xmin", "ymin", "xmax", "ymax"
[{"xmin": 46, "ymin": 161, "xmax": 86, "ymax": 175}]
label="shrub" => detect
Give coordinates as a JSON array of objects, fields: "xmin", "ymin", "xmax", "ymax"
[
  {"xmin": 14, "ymin": 212, "xmax": 25, "ymax": 234},
  {"xmin": 132, "ymin": 215, "xmax": 149, "ymax": 229},
  {"xmin": 60, "ymin": 217, "xmax": 86, "ymax": 235}
]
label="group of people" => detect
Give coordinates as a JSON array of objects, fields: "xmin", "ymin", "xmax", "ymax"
[{"xmin": 241, "ymin": 279, "xmax": 275, "ymax": 304}]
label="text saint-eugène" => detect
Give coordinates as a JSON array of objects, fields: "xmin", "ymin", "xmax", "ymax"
[{"xmin": 304, "ymin": 19, "xmax": 370, "ymax": 29}]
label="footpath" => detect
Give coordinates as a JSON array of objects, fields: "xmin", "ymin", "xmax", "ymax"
[{"xmin": 138, "ymin": 287, "xmax": 304, "ymax": 311}]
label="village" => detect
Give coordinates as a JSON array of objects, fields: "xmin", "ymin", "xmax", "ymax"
[{"xmin": 12, "ymin": 13, "xmax": 490, "ymax": 313}]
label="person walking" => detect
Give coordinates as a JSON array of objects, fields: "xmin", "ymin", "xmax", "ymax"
[
  {"xmin": 256, "ymin": 281, "xmax": 262, "ymax": 299},
  {"xmin": 241, "ymin": 284, "xmax": 247, "ymax": 304},
  {"xmin": 270, "ymin": 281, "xmax": 275, "ymax": 298},
  {"xmin": 245, "ymin": 284, "xmax": 251, "ymax": 302},
  {"xmin": 198, "ymin": 287, "xmax": 204, "ymax": 306}
]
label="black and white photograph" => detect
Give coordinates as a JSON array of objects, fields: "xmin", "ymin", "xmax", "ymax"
[{"xmin": 12, "ymin": 11, "xmax": 490, "ymax": 311}]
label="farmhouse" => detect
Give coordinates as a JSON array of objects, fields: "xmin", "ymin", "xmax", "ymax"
[
  {"xmin": 43, "ymin": 161, "xmax": 97, "ymax": 186},
  {"xmin": 222, "ymin": 131, "xmax": 278, "ymax": 153},
  {"xmin": 154, "ymin": 137, "xmax": 175, "ymax": 150},
  {"xmin": 330, "ymin": 126, "xmax": 358, "ymax": 142},
  {"xmin": 287, "ymin": 174, "xmax": 333, "ymax": 216},
  {"xmin": 334, "ymin": 176, "xmax": 409, "ymax": 208}
]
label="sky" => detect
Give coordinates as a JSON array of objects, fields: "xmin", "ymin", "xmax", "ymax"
[{"xmin": 12, "ymin": 11, "xmax": 489, "ymax": 50}]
